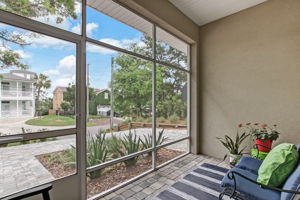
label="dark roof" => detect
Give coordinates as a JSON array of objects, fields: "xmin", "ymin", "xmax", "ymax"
[{"xmin": 95, "ymin": 89, "xmax": 109, "ymax": 95}]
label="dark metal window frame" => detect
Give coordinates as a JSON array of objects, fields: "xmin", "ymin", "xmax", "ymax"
[{"xmin": 0, "ymin": 0, "xmax": 192, "ymax": 199}]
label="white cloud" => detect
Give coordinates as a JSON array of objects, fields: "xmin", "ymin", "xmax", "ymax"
[
  {"xmin": 34, "ymin": 15, "xmax": 71, "ymax": 31},
  {"xmin": 87, "ymin": 43, "xmax": 116, "ymax": 54},
  {"xmin": 44, "ymin": 69, "xmax": 59, "ymax": 76},
  {"xmin": 87, "ymin": 23, "xmax": 99, "ymax": 37},
  {"xmin": 44, "ymin": 55, "xmax": 76, "ymax": 92},
  {"xmin": 0, "ymin": 46, "xmax": 32, "ymax": 59},
  {"xmin": 71, "ymin": 22, "xmax": 99, "ymax": 37},
  {"xmin": 100, "ymin": 38, "xmax": 122, "ymax": 48},
  {"xmin": 75, "ymin": 2, "xmax": 82, "ymax": 15},
  {"xmin": 86, "ymin": 37, "xmax": 145, "ymax": 54},
  {"xmin": 56, "ymin": 77, "xmax": 74, "ymax": 86},
  {"xmin": 57, "ymin": 55, "xmax": 76, "ymax": 72},
  {"xmin": 71, "ymin": 24, "xmax": 80, "ymax": 34},
  {"xmin": 28, "ymin": 34, "xmax": 74, "ymax": 49},
  {"xmin": 14, "ymin": 50, "xmax": 32, "ymax": 58}
]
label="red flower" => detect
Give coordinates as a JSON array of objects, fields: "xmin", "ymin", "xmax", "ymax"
[
  {"xmin": 238, "ymin": 123, "xmax": 243, "ymax": 128},
  {"xmin": 261, "ymin": 124, "xmax": 268, "ymax": 128},
  {"xmin": 246, "ymin": 122, "xmax": 251, "ymax": 126}
]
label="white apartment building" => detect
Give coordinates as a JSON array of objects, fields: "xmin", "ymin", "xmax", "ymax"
[{"xmin": 0, "ymin": 70, "xmax": 36, "ymax": 118}]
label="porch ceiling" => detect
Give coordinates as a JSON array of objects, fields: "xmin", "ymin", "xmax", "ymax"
[{"xmin": 87, "ymin": 0, "xmax": 188, "ymax": 54}]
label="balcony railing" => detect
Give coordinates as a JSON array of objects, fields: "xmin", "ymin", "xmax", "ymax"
[
  {"xmin": 1, "ymin": 110, "xmax": 33, "ymax": 117},
  {"xmin": 21, "ymin": 109, "xmax": 32, "ymax": 116},
  {"xmin": 1, "ymin": 111, "xmax": 12, "ymax": 117},
  {"xmin": 0, "ymin": 87, "xmax": 33, "ymax": 98}
]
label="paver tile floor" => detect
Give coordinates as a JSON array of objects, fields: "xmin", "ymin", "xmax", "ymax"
[{"xmin": 101, "ymin": 154, "xmax": 229, "ymax": 200}]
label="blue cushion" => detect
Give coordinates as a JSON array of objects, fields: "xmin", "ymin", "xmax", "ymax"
[
  {"xmin": 221, "ymin": 168, "xmax": 281, "ymax": 200},
  {"xmin": 281, "ymin": 162, "xmax": 300, "ymax": 200},
  {"xmin": 297, "ymin": 143, "xmax": 300, "ymax": 152},
  {"xmin": 235, "ymin": 156, "xmax": 263, "ymax": 175}
]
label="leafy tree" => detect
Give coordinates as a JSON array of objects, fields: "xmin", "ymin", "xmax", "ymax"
[
  {"xmin": 63, "ymin": 84, "xmax": 75, "ymax": 108},
  {"xmin": 64, "ymin": 84, "xmax": 96, "ymax": 109},
  {"xmin": 112, "ymin": 56, "xmax": 152, "ymax": 118},
  {"xmin": 34, "ymin": 73, "xmax": 51, "ymax": 116},
  {"xmin": 112, "ymin": 35, "xmax": 187, "ymax": 119},
  {"xmin": 0, "ymin": 0, "xmax": 77, "ymax": 23},
  {"xmin": 0, "ymin": 0, "xmax": 78, "ymax": 70},
  {"xmin": 0, "ymin": 30, "xmax": 31, "ymax": 70},
  {"xmin": 61, "ymin": 101, "xmax": 71, "ymax": 112},
  {"xmin": 89, "ymin": 90, "xmax": 110, "ymax": 115},
  {"xmin": 38, "ymin": 97, "xmax": 53, "ymax": 116}
]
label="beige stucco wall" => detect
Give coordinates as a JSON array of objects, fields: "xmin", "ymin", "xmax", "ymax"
[
  {"xmin": 53, "ymin": 88, "xmax": 64, "ymax": 111},
  {"xmin": 199, "ymin": 0, "xmax": 300, "ymax": 158}
]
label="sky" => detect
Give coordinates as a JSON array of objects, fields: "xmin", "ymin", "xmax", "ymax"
[{"xmin": 0, "ymin": 3, "xmax": 146, "ymax": 97}]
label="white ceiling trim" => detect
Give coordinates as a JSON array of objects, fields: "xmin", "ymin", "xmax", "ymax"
[{"xmin": 169, "ymin": 0, "xmax": 267, "ymax": 26}]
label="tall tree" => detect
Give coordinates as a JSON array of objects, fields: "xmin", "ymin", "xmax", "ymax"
[
  {"xmin": 64, "ymin": 84, "xmax": 96, "ymax": 109},
  {"xmin": 34, "ymin": 74, "xmax": 51, "ymax": 116},
  {"xmin": 0, "ymin": 0, "xmax": 77, "ymax": 23},
  {"xmin": 0, "ymin": 0, "xmax": 78, "ymax": 70},
  {"xmin": 112, "ymin": 56, "xmax": 152, "ymax": 118},
  {"xmin": 112, "ymin": 35, "xmax": 188, "ymax": 119}
]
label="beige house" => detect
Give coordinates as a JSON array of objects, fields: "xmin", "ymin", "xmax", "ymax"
[{"xmin": 49, "ymin": 86, "xmax": 67, "ymax": 114}]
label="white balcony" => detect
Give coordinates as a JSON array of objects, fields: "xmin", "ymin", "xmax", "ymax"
[
  {"xmin": 1, "ymin": 110, "xmax": 33, "ymax": 117},
  {"xmin": 0, "ymin": 88, "xmax": 34, "ymax": 99}
]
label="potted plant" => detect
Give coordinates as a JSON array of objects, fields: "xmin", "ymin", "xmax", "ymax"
[
  {"xmin": 245, "ymin": 123, "xmax": 280, "ymax": 152},
  {"xmin": 217, "ymin": 132, "xmax": 249, "ymax": 166}
]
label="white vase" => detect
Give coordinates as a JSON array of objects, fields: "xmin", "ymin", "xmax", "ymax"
[{"xmin": 229, "ymin": 153, "xmax": 242, "ymax": 165}]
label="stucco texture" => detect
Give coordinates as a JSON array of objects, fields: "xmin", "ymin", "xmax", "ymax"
[{"xmin": 199, "ymin": 0, "xmax": 300, "ymax": 158}]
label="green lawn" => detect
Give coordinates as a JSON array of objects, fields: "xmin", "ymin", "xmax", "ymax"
[{"xmin": 25, "ymin": 115, "xmax": 96, "ymax": 127}]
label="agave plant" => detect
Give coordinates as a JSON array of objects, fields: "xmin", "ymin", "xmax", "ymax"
[
  {"xmin": 217, "ymin": 132, "xmax": 249, "ymax": 161},
  {"xmin": 87, "ymin": 133, "xmax": 108, "ymax": 179},
  {"xmin": 140, "ymin": 129, "xmax": 168, "ymax": 155},
  {"xmin": 106, "ymin": 134, "xmax": 123, "ymax": 159},
  {"xmin": 115, "ymin": 130, "xmax": 141, "ymax": 166}
]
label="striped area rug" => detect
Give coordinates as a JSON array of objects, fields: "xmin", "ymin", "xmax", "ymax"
[{"xmin": 154, "ymin": 163, "xmax": 229, "ymax": 200}]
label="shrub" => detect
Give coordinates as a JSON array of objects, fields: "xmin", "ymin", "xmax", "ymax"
[
  {"xmin": 87, "ymin": 134, "xmax": 108, "ymax": 179},
  {"xmin": 140, "ymin": 129, "xmax": 168, "ymax": 155},
  {"xmin": 169, "ymin": 114, "xmax": 180, "ymax": 123},
  {"xmin": 115, "ymin": 130, "xmax": 141, "ymax": 166},
  {"xmin": 106, "ymin": 134, "xmax": 122, "ymax": 159},
  {"xmin": 88, "ymin": 115, "xmax": 104, "ymax": 120},
  {"xmin": 157, "ymin": 117, "xmax": 166, "ymax": 123},
  {"xmin": 145, "ymin": 117, "xmax": 152, "ymax": 123}
]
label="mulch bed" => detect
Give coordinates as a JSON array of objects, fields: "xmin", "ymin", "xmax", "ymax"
[
  {"xmin": 36, "ymin": 152, "xmax": 76, "ymax": 179},
  {"xmin": 36, "ymin": 148, "xmax": 184, "ymax": 197}
]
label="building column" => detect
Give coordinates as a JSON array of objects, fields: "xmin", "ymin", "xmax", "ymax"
[
  {"xmin": 32, "ymin": 83, "xmax": 35, "ymax": 117},
  {"xmin": 16, "ymin": 100, "xmax": 19, "ymax": 117},
  {"xmin": 16, "ymin": 81, "xmax": 19, "ymax": 97},
  {"xmin": 0, "ymin": 81, "xmax": 1, "ymax": 118}
]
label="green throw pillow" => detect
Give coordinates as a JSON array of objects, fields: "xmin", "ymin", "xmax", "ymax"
[{"xmin": 257, "ymin": 143, "xmax": 299, "ymax": 187}]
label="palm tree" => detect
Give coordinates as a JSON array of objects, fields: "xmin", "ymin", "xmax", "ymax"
[{"xmin": 34, "ymin": 74, "xmax": 51, "ymax": 116}]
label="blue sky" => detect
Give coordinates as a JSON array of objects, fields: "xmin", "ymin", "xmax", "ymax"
[{"xmin": 0, "ymin": 5, "xmax": 145, "ymax": 97}]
